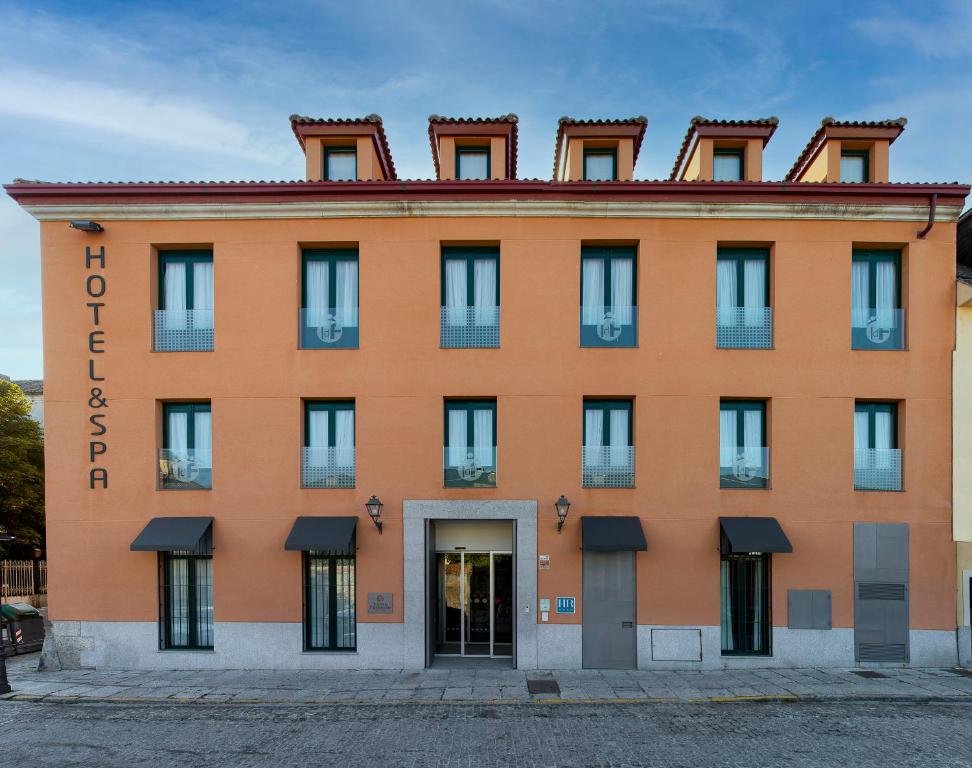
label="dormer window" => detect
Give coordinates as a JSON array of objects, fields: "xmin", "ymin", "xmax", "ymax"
[
  {"xmin": 456, "ymin": 146, "xmax": 490, "ymax": 180},
  {"xmin": 840, "ymin": 150, "xmax": 869, "ymax": 183},
  {"xmin": 713, "ymin": 147, "xmax": 744, "ymax": 181},
  {"xmin": 584, "ymin": 147, "xmax": 617, "ymax": 181},
  {"xmin": 325, "ymin": 147, "xmax": 357, "ymax": 181}
]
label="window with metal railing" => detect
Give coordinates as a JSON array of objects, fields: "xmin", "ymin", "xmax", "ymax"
[
  {"xmin": 720, "ymin": 552, "xmax": 771, "ymax": 656},
  {"xmin": 159, "ymin": 402, "xmax": 212, "ymax": 490},
  {"xmin": 444, "ymin": 399, "xmax": 497, "ymax": 487},
  {"xmin": 303, "ymin": 401, "xmax": 355, "ymax": 488},
  {"xmin": 154, "ymin": 251, "xmax": 214, "ymax": 352},
  {"xmin": 300, "ymin": 249, "xmax": 359, "ymax": 349},
  {"xmin": 854, "ymin": 401, "xmax": 902, "ymax": 491},
  {"xmin": 719, "ymin": 400, "xmax": 769, "ymax": 488},
  {"xmin": 441, "ymin": 247, "xmax": 499, "ymax": 348},
  {"xmin": 583, "ymin": 399, "xmax": 634, "ymax": 488},
  {"xmin": 580, "ymin": 247, "xmax": 637, "ymax": 348},
  {"xmin": 304, "ymin": 552, "xmax": 356, "ymax": 651},
  {"xmin": 716, "ymin": 248, "xmax": 772, "ymax": 349},
  {"xmin": 852, "ymin": 250, "xmax": 904, "ymax": 350}
]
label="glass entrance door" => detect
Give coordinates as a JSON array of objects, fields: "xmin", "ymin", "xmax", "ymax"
[{"xmin": 435, "ymin": 551, "xmax": 513, "ymax": 657}]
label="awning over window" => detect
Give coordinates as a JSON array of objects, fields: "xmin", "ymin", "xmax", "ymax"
[
  {"xmin": 130, "ymin": 516, "xmax": 213, "ymax": 552},
  {"xmin": 719, "ymin": 516, "xmax": 792, "ymax": 555},
  {"xmin": 581, "ymin": 516, "xmax": 648, "ymax": 552},
  {"xmin": 284, "ymin": 516, "xmax": 357, "ymax": 555}
]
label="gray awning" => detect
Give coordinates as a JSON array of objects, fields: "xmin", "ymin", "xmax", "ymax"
[
  {"xmin": 581, "ymin": 516, "xmax": 648, "ymax": 552},
  {"xmin": 130, "ymin": 517, "xmax": 213, "ymax": 552},
  {"xmin": 719, "ymin": 516, "xmax": 792, "ymax": 555},
  {"xmin": 285, "ymin": 516, "xmax": 357, "ymax": 554}
]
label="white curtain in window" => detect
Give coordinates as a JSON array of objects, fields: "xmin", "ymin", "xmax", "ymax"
[
  {"xmin": 308, "ymin": 410, "xmax": 329, "ymax": 467},
  {"xmin": 743, "ymin": 408, "xmax": 762, "ymax": 468},
  {"xmin": 716, "ymin": 260, "xmax": 737, "ymax": 326},
  {"xmin": 335, "ymin": 410, "xmax": 354, "ymax": 467},
  {"xmin": 874, "ymin": 410, "xmax": 892, "ymax": 468},
  {"xmin": 169, "ymin": 558, "xmax": 189, "ymax": 646},
  {"xmin": 163, "ymin": 261, "xmax": 187, "ymax": 329},
  {"xmin": 167, "ymin": 410, "xmax": 189, "ymax": 457},
  {"xmin": 609, "ymin": 408, "xmax": 629, "ymax": 467},
  {"xmin": 445, "ymin": 260, "xmax": 467, "ymax": 326},
  {"xmin": 473, "ymin": 409, "xmax": 493, "ymax": 467},
  {"xmin": 743, "ymin": 259, "xmax": 765, "ymax": 326},
  {"xmin": 719, "ymin": 409, "xmax": 737, "ymax": 467},
  {"xmin": 584, "ymin": 409, "xmax": 604, "ymax": 448},
  {"xmin": 192, "ymin": 261, "xmax": 214, "ymax": 329},
  {"xmin": 308, "ymin": 558, "xmax": 328, "ymax": 648},
  {"xmin": 852, "ymin": 261, "xmax": 869, "ymax": 326},
  {"xmin": 195, "ymin": 558, "xmax": 213, "ymax": 647},
  {"xmin": 193, "ymin": 410, "xmax": 212, "ymax": 469},
  {"xmin": 582, "ymin": 259, "xmax": 604, "ymax": 324},
  {"xmin": 875, "ymin": 261, "xmax": 896, "ymax": 329},
  {"xmin": 306, "ymin": 261, "xmax": 330, "ymax": 327},
  {"xmin": 473, "ymin": 259, "xmax": 497, "ymax": 326},
  {"xmin": 335, "ymin": 261, "xmax": 358, "ymax": 328},
  {"xmin": 447, "ymin": 409, "xmax": 467, "ymax": 466},
  {"xmin": 610, "ymin": 258, "xmax": 633, "ymax": 325},
  {"xmin": 854, "ymin": 410, "xmax": 869, "ymax": 453},
  {"xmin": 720, "ymin": 560, "xmax": 733, "ymax": 651}
]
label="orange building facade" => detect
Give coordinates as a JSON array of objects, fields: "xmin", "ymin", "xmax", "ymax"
[{"xmin": 6, "ymin": 114, "xmax": 969, "ymax": 670}]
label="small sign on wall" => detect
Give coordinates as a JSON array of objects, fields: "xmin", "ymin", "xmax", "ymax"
[
  {"xmin": 538, "ymin": 554, "xmax": 550, "ymax": 570},
  {"xmin": 367, "ymin": 592, "xmax": 393, "ymax": 614},
  {"xmin": 556, "ymin": 597, "xmax": 575, "ymax": 614}
]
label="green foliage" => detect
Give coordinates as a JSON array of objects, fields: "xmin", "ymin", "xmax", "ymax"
[{"xmin": 0, "ymin": 379, "xmax": 44, "ymax": 557}]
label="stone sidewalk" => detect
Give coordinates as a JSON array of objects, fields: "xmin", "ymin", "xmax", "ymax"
[{"xmin": 4, "ymin": 654, "xmax": 972, "ymax": 704}]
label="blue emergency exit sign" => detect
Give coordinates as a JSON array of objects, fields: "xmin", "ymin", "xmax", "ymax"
[{"xmin": 556, "ymin": 597, "xmax": 575, "ymax": 614}]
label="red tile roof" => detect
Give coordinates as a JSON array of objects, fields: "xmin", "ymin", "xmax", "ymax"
[
  {"xmin": 669, "ymin": 117, "xmax": 779, "ymax": 180},
  {"xmin": 427, "ymin": 115, "xmax": 519, "ymax": 179},
  {"xmin": 552, "ymin": 117, "xmax": 648, "ymax": 180},
  {"xmin": 784, "ymin": 117, "xmax": 907, "ymax": 182},
  {"xmin": 289, "ymin": 114, "xmax": 397, "ymax": 180}
]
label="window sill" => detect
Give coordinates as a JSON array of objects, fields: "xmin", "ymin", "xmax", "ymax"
[
  {"xmin": 158, "ymin": 648, "xmax": 215, "ymax": 653},
  {"xmin": 302, "ymin": 649, "xmax": 358, "ymax": 655},
  {"xmin": 720, "ymin": 651, "xmax": 772, "ymax": 658}
]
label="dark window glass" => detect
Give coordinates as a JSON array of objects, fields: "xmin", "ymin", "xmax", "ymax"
[
  {"xmin": 160, "ymin": 402, "xmax": 212, "ymax": 489},
  {"xmin": 580, "ymin": 246, "xmax": 637, "ymax": 347},
  {"xmin": 444, "ymin": 399, "xmax": 497, "ymax": 487},
  {"xmin": 325, "ymin": 148, "xmax": 357, "ymax": 181},
  {"xmin": 159, "ymin": 533, "xmax": 213, "ymax": 650},
  {"xmin": 719, "ymin": 400, "xmax": 768, "ymax": 488},
  {"xmin": 720, "ymin": 553, "xmax": 771, "ymax": 655},
  {"xmin": 304, "ymin": 552, "xmax": 356, "ymax": 650},
  {"xmin": 301, "ymin": 249, "xmax": 359, "ymax": 349}
]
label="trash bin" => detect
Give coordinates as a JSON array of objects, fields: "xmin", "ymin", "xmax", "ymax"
[{"xmin": 1, "ymin": 603, "xmax": 45, "ymax": 654}]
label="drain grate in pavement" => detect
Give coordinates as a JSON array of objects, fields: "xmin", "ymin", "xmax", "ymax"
[
  {"xmin": 945, "ymin": 668, "xmax": 972, "ymax": 678},
  {"xmin": 851, "ymin": 670, "xmax": 888, "ymax": 679},
  {"xmin": 527, "ymin": 679, "xmax": 561, "ymax": 695}
]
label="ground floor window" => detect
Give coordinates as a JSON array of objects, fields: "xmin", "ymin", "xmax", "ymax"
[
  {"xmin": 159, "ymin": 551, "xmax": 213, "ymax": 649},
  {"xmin": 304, "ymin": 552, "xmax": 356, "ymax": 650},
  {"xmin": 720, "ymin": 553, "xmax": 771, "ymax": 655}
]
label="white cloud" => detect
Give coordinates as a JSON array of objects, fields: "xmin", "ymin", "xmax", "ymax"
[
  {"xmin": 0, "ymin": 69, "xmax": 287, "ymax": 163},
  {"xmin": 854, "ymin": 0, "xmax": 972, "ymax": 58}
]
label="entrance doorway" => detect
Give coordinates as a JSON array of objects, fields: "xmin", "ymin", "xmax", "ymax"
[{"xmin": 434, "ymin": 551, "xmax": 513, "ymax": 657}]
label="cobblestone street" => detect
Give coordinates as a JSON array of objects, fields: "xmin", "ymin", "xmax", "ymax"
[{"xmin": 1, "ymin": 698, "xmax": 971, "ymax": 767}]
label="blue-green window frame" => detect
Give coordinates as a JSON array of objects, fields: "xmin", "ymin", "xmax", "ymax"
[
  {"xmin": 301, "ymin": 248, "xmax": 359, "ymax": 349},
  {"xmin": 304, "ymin": 401, "xmax": 355, "ymax": 449},
  {"xmin": 717, "ymin": 247, "xmax": 770, "ymax": 308},
  {"xmin": 456, "ymin": 146, "xmax": 491, "ymax": 180},
  {"xmin": 713, "ymin": 147, "xmax": 745, "ymax": 181},
  {"xmin": 854, "ymin": 402, "xmax": 898, "ymax": 449},
  {"xmin": 440, "ymin": 247, "xmax": 500, "ymax": 306},
  {"xmin": 159, "ymin": 547, "xmax": 213, "ymax": 650},
  {"xmin": 580, "ymin": 246, "xmax": 637, "ymax": 347},
  {"xmin": 720, "ymin": 400, "xmax": 767, "ymax": 489},
  {"xmin": 840, "ymin": 149, "xmax": 870, "ymax": 182},
  {"xmin": 444, "ymin": 399, "xmax": 497, "ymax": 488},
  {"xmin": 303, "ymin": 551, "xmax": 356, "ymax": 652},
  {"xmin": 158, "ymin": 250, "xmax": 212, "ymax": 311},
  {"xmin": 161, "ymin": 401, "xmax": 212, "ymax": 490},
  {"xmin": 582, "ymin": 399, "xmax": 633, "ymax": 446},
  {"xmin": 852, "ymin": 249, "xmax": 900, "ymax": 310},
  {"xmin": 324, "ymin": 146, "xmax": 357, "ymax": 181},
  {"xmin": 583, "ymin": 147, "xmax": 617, "ymax": 181}
]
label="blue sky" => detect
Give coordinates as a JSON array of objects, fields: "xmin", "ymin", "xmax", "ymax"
[{"xmin": 1, "ymin": 0, "xmax": 970, "ymax": 378}]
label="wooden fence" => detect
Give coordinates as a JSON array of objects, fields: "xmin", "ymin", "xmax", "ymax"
[{"xmin": 0, "ymin": 560, "xmax": 47, "ymax": 599}]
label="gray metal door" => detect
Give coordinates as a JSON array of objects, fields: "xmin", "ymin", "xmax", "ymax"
[
  {"xmin": 854, "ymin": 522, "xmax": 909, "ymax": 663},
  {"xmin": 582, "ymin": 550, "xmax": 636, "ymax": 669}
]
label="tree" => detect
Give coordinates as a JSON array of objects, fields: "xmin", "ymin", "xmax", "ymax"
[{"xmin": 0, "ymin": 379, "xmax": 44, "ymax": 558}]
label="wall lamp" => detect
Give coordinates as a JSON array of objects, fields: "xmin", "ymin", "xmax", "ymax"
[
  {"xmin": 69, "ymin": 220, "xmax": 104, "ymax": 233},
  {"xmin": 365, "ymin": 495, "xmax": 384, "ymax": 534},
  {"xmin": 555, "ymin": 495, "xmax": 571, "ymax": 533}
]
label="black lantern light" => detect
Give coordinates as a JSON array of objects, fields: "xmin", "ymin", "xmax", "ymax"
[
  {"xmin": 365, "ymin": 495, "xmax": 384, "ymax": 534},
  {"xmin": 555, "ymin": 495, "xmax": 571, "ymax": 533},
  {"xmin": 68, "ymin": 220, "xmax": 104, "ymax": 233}
]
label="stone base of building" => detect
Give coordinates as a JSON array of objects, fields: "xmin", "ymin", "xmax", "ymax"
[{"xmin": 43, "ymin": 620, "xmax": 959, "ymax": 671}]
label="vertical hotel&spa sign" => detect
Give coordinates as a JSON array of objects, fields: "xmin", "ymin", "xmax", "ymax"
[{"xmin": 85, "ymin": 246, "xmax": 109, "ymax": 489}]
